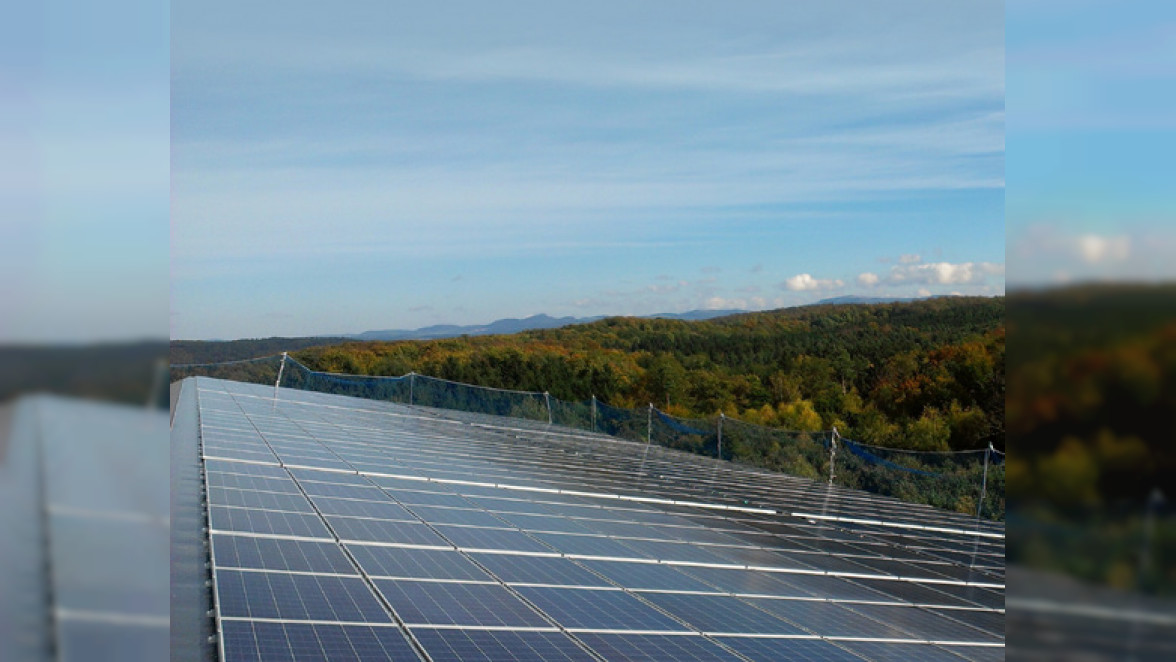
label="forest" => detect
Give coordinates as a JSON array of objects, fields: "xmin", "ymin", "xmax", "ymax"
[
  {"xmin": 289, "ymin": 297, "xmax": 1005, "ymax": 454},
  {"xmin": 1006, "ymin": 284, "xmax": 1176, "ymax": 595},
  {"xmin": 171, "ymin": 298, "xmax": 1005, "ymax": 517}
]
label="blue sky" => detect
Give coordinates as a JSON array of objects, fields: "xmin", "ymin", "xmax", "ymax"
[
  {"xmin": 1, "ymin": 0, "xmax": 168, "ymax": 342},
  {"xmin": 171, "ymin": 1, "xmax": 1004, "ymax": 340},
  {"xmin": 1006, "ymin": 0, "xmax": 1176, "ymax": 285}
]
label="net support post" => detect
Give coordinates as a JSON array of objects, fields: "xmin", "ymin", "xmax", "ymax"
[
  {"xmin": 828, "ymin": 426, "xmax": 839, "ymax": 486},
  {"xmin": 272, "ymin": 352, "xmax": 288, "ymax": 411},
  {"xmin": 977, "ymin": 441, "xmax": 993, "ymax": 519},
  {"xmin": 717, "ymin": 412, "xmax": 724, "ymax": 460},
  {"xmin": 638, "ymin": 403, "xmax": 654, "ymax": 478},
  {"xmin": 544, "ymin": 391, "xmax": 552, "ymax": 425},
  {"xmin": 409, "ymin": 372, "xmax": 415, "ymax": 406},
  {"xmin": 591, "ymin": 395, "xmax": 597, "ymax": 433}
]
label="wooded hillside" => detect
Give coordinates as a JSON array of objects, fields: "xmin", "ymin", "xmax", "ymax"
[{"xmin": 293, "ymin": 297, "xmax": 1005, "ymax": 453}]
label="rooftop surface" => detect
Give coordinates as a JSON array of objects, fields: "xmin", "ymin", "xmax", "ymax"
[
  {"xmin": 1, "ymin": 395, "xmax": 169, "ymax": 662},
  {"xmin": 173, "ymin": 376, "xmax": 1003, "ymax": 661}
]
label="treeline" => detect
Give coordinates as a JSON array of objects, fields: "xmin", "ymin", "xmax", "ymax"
[
  {"xmin": 170, "ymin": 336, "xmax": 351, "ymax": 365},
  {"xmin": 1007, "ymin": 284, "xmax": 1176, "ymax": 505},
  {"xmin": 2, "ymin": 342, "xmax": 169, "ymax": 407},
  {"xmin": 292, "ymin": 297, "xmax": 1004, "ymax": 453},
  {"xmin": 1006, "ymin": 283, "xmax": 1176, "ymax": 595}
]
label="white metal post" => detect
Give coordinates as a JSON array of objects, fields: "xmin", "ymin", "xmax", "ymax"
[
  {"xmin": 638, "ymin": 403, "xmax": 654, "ymax": 477},
  {"xmin": 828, "ymin": 427, "xmax": 839, "ymax": 486},
  {"xmin": 409, "ymin": 372, "xmax": 415, "ymax": 406},
  {"xmin": 544, "ymin": 391, "xmax": 552, "ymax": 425},
  {"xmin": 591, "ymin": 395, "xmax": 597, "ymax": 433},
  {"xmin": 977, "ymin": 441, "xmax": 993, "ymax": 519},
  {"xmin": 272, "ymin": 352, "xmax": 287, "ymax": 411},
  {"xmin": 717, "ymin": 412, "xmax": 724, "ymax": 460}
]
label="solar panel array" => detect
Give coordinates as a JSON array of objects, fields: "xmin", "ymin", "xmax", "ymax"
[{"xmin": 187, "ymin": 376, "xmax": 1003, "ymax": 661}]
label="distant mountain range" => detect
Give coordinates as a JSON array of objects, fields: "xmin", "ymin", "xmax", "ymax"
[
  {"xmin": 348, "ymin": 297, "xmax": 934, "ymax": 341},
  {"xmin": 349, "ymin": 309, "xmax": 746, "ymax": 341}
]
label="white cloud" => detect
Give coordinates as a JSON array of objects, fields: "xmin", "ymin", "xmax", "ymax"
[
  {"xmin": 1008, "ymin": 224, "xmax": 1176, "ymax": 285},
  {"xmin": 1077, "ymin": 234, "xmax": 1131, "ymax": 264},
  {"xmin": 783, "ymin": 273, "xmax": 845, "ymax": 291},
  {"xmin": 857, "ymin": 272, "xmax": 880, "ymax": 287},
  {"xmin": 884, "ymin": 261, "xmax": 1004, "ymax": 286},
  {"xmin": 898, "ymin": 253, "xmax": 922, "ymax": 264},
  {"xmin": 704, "ymin": 296, "xmax": 771, "ymax": 311},
  {"xmin": 917, "ymin": 288, "xmax": 932, "ymax": 297}
]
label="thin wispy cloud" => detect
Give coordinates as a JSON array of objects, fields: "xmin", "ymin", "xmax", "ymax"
[{"xmin": 172, "ymin": 0, "xmax": 1003, "ymax": 339}]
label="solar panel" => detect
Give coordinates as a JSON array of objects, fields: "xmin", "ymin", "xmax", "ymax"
[
  {"xmin": 410, "ymin": 628, "xmax": 595, "ymax": 662},
  {"xmin": 573, "ymin": 633, "xmax": 741, "ymax": 661},
  {"xmin": 308, "ymin": 496, "xmax": 416, "ymax": 520},
  {"xmin": 639, "ymin": 593, "xmax": 809, "ymax": 635},
  {"xmin": 575, "ymin": 560, "xmax": 717, "ymax": 592},
  {"xmin": 327, "ymin": 516, "xmax": 450, "ymax": 546},
  {"xmin": 711, "ymin": 636, "xmax": 862, "ymax": 661},
  {"xmin": 177, "ymin": 377, "xmax": 1004, "ymax": 661},
  {"xmin": 469, "ymin": 553, "xmax": 610, "ymax": 586},
  {"xmin": 349, "ymin": 545, "xmax": 492, "ymax": 581},
  {"xmin": 513, "ymin": 586, "xmax": 690, "ymax": 632},
  {"xmin": 208, "ymin": 488, "xmax": 316, "ymax": 512},
  {"xmin": 372, "ymin": 579, "xmax": 551, "ymax": 627},
  {"xmin": 836, "ymin": 641, "xmax": 974, "ymax": 661},
  {"xmin": 212, "ymin": 535, "xmax": 356, "ymax": 574},
  {"xmin": 215, "ymin": 570, "xmax": 391, "ymax": 622},
  {"xmin": 209, "ymin": 506, "xmax": 331, "ymax": 538},
  {"xmin": 219, "ymin": 621, "xmax": 420, "ymax": 661}
]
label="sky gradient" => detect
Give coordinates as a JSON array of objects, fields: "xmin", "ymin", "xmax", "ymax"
[
  {"xmin": 171, "ymin": 1, "xmax": 1005, "ymax": 340},
  {"xmin": 1006, "ymin": 0, "xmax": 1176, "ymax": 286}
]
